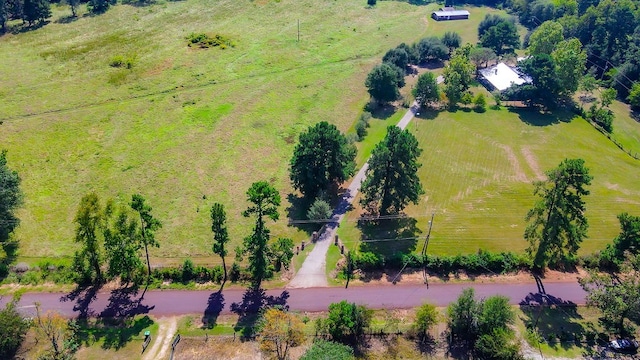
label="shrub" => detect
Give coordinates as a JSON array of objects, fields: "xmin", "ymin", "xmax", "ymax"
[
  {"xmin": 355, "ymin": 120, "xmax": 367, "ymax": 140},
  {"xmin": 367, "ymin": 0, "xmax": 376, "ymax": 5},
  {"xmin": 353, "ymin": 251, "xmax": 383, "ymax": 271},
  {"xmin": 109, "ymin": 54, "xmax": 136, "ymax": 69},
  {"xmin": 20, "ymin": 271, "xmax": 41, "ymax": 285},
  {"xmin": 300, "ymin": 339, "xmax": 354, "ymax": 360},
  {"xmin": 182, "ymin": 258, "xmax": 195, "ymax": 283},
  {"xmin": 414, "ymin": 303, "xmax": 438, "ymax": 339},
  {"xmin": 211, "ymin": 265, "xmax": 225, "ymax": 283},
  {"xmin": 325, "ymin": 301, "xmax": 372, "ymax": 345},
  {"xmin": 307, "ymin": 198, "xmax": 332, "ymax": 221},
  {"xmin": 0, "ymin": 301, "xmax": 30, "ymax": 359},
  {"xmin": 187, "ymin": 33, "xmax": 235, "ymax": 49},
  {"xmin": 229, "ymin": 262, "xmax": 241, "ymax": 282},
  {"xmin": 473, "ymin": 93, "xmax": 487, "ymax": 112}
]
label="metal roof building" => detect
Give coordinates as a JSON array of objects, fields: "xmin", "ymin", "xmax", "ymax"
[{"xmin": 431, "ymin": 8, "xmax": 470, "ymax": 21}]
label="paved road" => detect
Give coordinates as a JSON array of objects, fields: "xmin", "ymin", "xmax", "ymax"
[
  {"xmin": 288, "ymin": 103, "xmax": 420, "ymax": 288},
  {"xmin": 4, "ymin": 281, "xmax": 585, "ymax": 318}
]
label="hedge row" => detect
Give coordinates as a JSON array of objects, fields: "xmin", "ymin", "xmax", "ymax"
[{"xmin": 352, "ymin": 250, "xmax": 532, "ymax": 275}]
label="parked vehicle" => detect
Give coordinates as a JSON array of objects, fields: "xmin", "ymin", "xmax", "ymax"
[{"xmin": 610, "ymin": 339, "xmax": 639, "ymax": 353}]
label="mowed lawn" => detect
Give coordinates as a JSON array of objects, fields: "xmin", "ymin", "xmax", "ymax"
[
  {"xmin": 338, "ymin": 104, "xmax": 640, "ymax": 256},
  {"xmin": 1, "ymin": 0, "xmax": 511, "ymax": 263}
]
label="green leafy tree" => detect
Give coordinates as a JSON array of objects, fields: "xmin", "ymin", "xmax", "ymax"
[
  {"xmin": 447, "ymin": 288, "xmax": 481, "ymax": 344},
  {"xmin": 475, "ymin": 328, "xmax": 523, "ymax": 360},
  {"xmin": 580, "ymin": 254, "xmax": 640, "ymax": 336},
  {"xmin": 479, "ymin": 17, "xmax": 519, "ymax": 55},
  {"xmin": 211, "ymin": 202, "xmax": 230, "ymax": 282},
  {"xmin": 131, "ymin": 194, "xmax": 162, "ymax": 282},
  {"xmin": 417, "ymin": 36, "xmax": 448, "ymax": 62},
  {"xmin": 448, "ymin": 289, "xmax": 521, "ymax": 358},
  {"xmin": 473, "ymin": 93, "xmax": 487, "ymax": 112},
  {"xmin": 68, "ymin": 0, "xmax": 78, "ymax": 17},
  {"xmin": 241, "ymin": 181, "xmax": 280, "ymax": 287},
  {"xmin": 414, "ymin": 303, "xmax": 438, "ymax": 340},
  {"xmin": 103, "ymin": 203, "xmax": 143, "ymax": 283},
  {"xmin": 600, "ymin": 87, "xmax": 617, "ymax": 108},
  {"xmin": 627, "ymin": 82, "xmax": 640, "ymax": 110},
  {"xmin": 382, "ymin": 47, "xmax": 409, "ymax": 70},
  {"xmin": 443, "ymin": 50, "xmax": 476, "ymax": 107},
  {"xmin": 552, "ymin": 38, "xmax": 586, "ymax": 96},
  {"xmin": 519, "ymin": 54, "xmax": 561, "ymax": 106},
  {"xmin": 290, "ymin": 121, "xmax": 356, "ymax": 198},
  {"xmin": 360, "ymin": 126, "xmax": 423, "ymax": 215},
  {"xmin": 22, "ymin": 0, "xmax": 50, "ymax": 26},
  {"xmin": 441, "ymin": 31, "xmax": 462, "ymax": 54},
  {"xmin": 73, "ymin": 192, "xmax": 104, "ymax": 284},
  {"xmin": 270, "ymin": 237, "xmax": 294, "ymax": 272},
  {"xmin": 601, "ymin": 213, "xmax": 640, "ymax": 268},
  {"xmin": 469, "ymin": 47, "xmax": 496, "ymax": 68},
  {"xmin": 307, "ymin": 198, "xmax": 332, "ymax": 221},
  {"xmin": 0, "ymin": 0, "xmax": 8, "ymax": 33},
  {"xmin": 365, "ymin": 63, "xmax": 401, "ymax": 104},
  {"xmin": 412, "ymin": 72, "xmax": 440, "ymax": 109},
  {"xmin": 324, "ymin": 301, "xmax": 372, "ymax": 345},
  {"xmin": 87, "ymin": 0, "xmax": 110, "ymax": 13},
  {"xmin": 300, "ymin": 340, "xmax": 353, "ymax": 360},
  {"xmin": 0, "ymin": 299, "xmax": 29, "ymax": 359},
  {"xmin": 527, "ymin": 21, "xmax": 564, "ymax": 55},
  {"xmin": 0, "ymin": 150, "xmax": 22, "ymax": 258},
  {"xmin": 525, "ymin": 158, "xmax": 592, "ymax": 270},
  {"xmin": 367, "ymin": 0, "xmax": 376, "ymax": 6},
  {"xmin": 579, "ymin": 75, "xmax": 598, "ymax": 101}
]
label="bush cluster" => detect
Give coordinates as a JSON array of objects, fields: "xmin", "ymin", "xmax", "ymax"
[
  {"xmin": 109, "ymin": 54, "xmax": 137, "ymax": 69},
  {"xmin": 352, "ymin": 249, "xmax": 530, "ymax": 275},
  {"xmin": 151, "ymin": 261, "xmax": 228, "ymax": 284},
  {"xmin": 354, "ymin": 112, "xmax": 371, "ymax": 141},
  {"xmin": 187, "ymin": 33, "xmax": 235, "ymax": 49}
]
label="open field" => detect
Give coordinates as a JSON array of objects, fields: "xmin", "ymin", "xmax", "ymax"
[
  {"xmin": 338, "ymin": 103, "xmax": 640, "ymax": 256},
  {"xmin": 0, "ymin": 0, "xmax": 480, "ymax": 264}
]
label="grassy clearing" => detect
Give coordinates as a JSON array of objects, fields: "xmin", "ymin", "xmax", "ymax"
[
  {"xmin": 1, "ymin": 0, "xmax": 446, "ymax": 263},
  {"xmin": 338, "ymin": 102, "xmax": 640, "ymax": 256}
]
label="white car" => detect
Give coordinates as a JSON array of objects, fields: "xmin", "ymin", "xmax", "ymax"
[{"xmin": 610, "ymin": 339, "xmax": 639, "ymax": 352}]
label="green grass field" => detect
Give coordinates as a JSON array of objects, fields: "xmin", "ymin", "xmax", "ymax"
[
  {"xmin": 338, "ymin": 102, "xmax": 640, "ymax": 256},
  {"xmin": 1, "ymin": 0, "xmax": 515, "ymax": 264}
]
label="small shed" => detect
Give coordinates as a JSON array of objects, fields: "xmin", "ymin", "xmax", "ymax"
[{"xmin": 431, "ymin": 7, "xmax": 470, "ymax": 21}]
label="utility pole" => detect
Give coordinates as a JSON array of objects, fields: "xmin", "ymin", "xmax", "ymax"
[{"xmin": 421, "ymin": 213, "xmax": 435, "ymax": 287}]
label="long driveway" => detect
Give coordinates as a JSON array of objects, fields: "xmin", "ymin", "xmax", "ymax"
[
  {"xmin": 287, "ymin": 103, "xmax": 420, "ymax": 288},
  {"xmin": 5, "ymin": 281, "xmax": 585, "ymax": 318}
]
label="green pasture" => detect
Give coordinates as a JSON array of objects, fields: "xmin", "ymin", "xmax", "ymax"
[
  {"xmin": 0, "ymin": 0, "xmax": 508, "ymax": 264},
  {"xmin": 338, "ymin": 102, "xmax": 640, "ymax": 257}
]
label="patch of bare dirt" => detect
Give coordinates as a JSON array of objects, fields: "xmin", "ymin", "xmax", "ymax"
[{"xmin": 349, "ymin": 268, "xmax": 588, "ymax": 287}]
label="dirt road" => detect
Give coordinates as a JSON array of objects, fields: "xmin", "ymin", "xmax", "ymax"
[{"xmin": 7, "ymin": 281, "xmax": 585, "ymax": 318}]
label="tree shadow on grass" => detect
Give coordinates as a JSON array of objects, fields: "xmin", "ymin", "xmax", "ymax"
[
  {"xmin": 75, "ymin": 315, "xmax": 154, "ymax": 350},
  {"xmin": 230, "ymin": 287, "xmax": 289, "ymax": 340},
  {"xmin": 358, "ymin": 217, "xmax": 421, "ymax": 260},
  {"xmin": 366, "ymin": 102, "xmax": 397, "ymax": 120},
  {"xmin": 519, "ymin": 289, "xmax": 593, "ymax": 352},
  {"xmin": 60, "ymin": 284, "xmax": 101, "ymax": 319},
  {"xmin": 508, "ymin": 107, "xmax": 574, "ymax": 127},
  {"xmin": 55, "ymin": 15, "xmax": 79, "ymax": 24},
  {"xmin": 202, "ymin": 283, "xmax": 226, "ymax": 329},
  {"xmin": 286, "ymin": 193, "xmax": 317, "ymax": 236}
]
